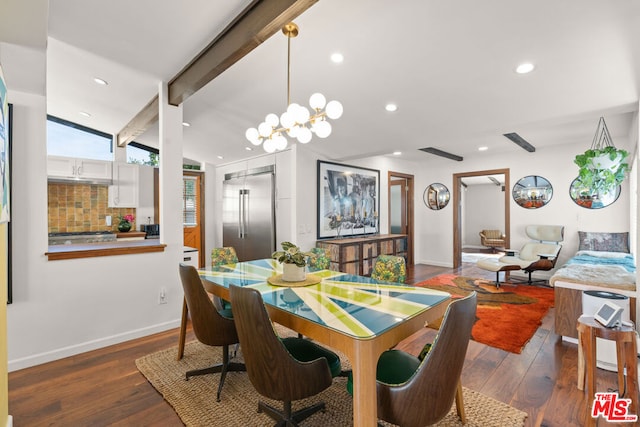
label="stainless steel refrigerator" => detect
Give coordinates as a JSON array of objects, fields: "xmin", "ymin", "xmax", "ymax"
[{"xmin": 222, "ymin": 166, "xmax": 275, "ymax": 261}]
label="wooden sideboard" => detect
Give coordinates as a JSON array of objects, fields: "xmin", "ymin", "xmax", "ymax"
[{"xmin": 317, "ymin": 234, "xmax": 408, "ymax": 276}]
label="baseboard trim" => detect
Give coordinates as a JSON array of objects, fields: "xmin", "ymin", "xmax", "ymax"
[
  {"xmin": 6, "ymin": 415, "xmax": 13, "ymax": 427},
  {"xmin": 8, "ymin": 319, "xmax": 180, "ymax": 372},
  {"xmin": 417, "ymin": 259, "xmax": 453, "ymax": 268}
]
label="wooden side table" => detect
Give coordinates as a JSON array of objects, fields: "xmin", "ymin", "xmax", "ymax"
[{"xmin": 577, "ymin": 315, "xmax": 639, "ymax": 425}]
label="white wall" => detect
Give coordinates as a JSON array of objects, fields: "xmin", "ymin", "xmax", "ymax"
[
  {"xmin": 7, "ymin": 88, "xmax": 186, "ymax": 371},
  {"xmin": 463, "ymin": 183, "xmax": 505, "ymax": 247},
  {"xmin": 291, "ymin": 137, "xmax": 633, "ymax": 279}
]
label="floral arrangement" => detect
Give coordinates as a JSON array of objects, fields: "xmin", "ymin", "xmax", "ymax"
[
  {"xmin": 118, "ymin": 214, "xmax": 135, "ymax": 226},
  {"xmin": 271, "ymin": 241, "xmax": 315, "ymax": 267}
]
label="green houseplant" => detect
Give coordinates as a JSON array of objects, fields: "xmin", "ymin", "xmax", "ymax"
[
  {"xmin": 272, "ymin": 242, "xmax": 315, "ymax": 282},
  {"xmin": 574, "ymin": 146, "xmax": 629, "ymax": 196},
  {"xmin": 573, "ymin": 117, "xmax": 629, "ymax": 197}
]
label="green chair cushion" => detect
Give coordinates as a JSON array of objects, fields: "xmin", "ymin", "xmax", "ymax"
[
  {"xmin": 346, "ymin": 349, "xmax": 420, "ymax": 395},
  {"xmin": 281, "ymin": 337, "xmax": 342, "ymax": 378},
  {"xmin": 219, "ymin": 308, "xmax": 234, "ymax": 319}
]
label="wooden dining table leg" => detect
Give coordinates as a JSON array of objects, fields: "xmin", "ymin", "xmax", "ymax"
[
  {"xmin": 455, "ymin": 380, "xmax": 466, "ymax": 423},
  {"xmin": 176, "ymin": 297, "xmax": 188, "ymax": 360}
]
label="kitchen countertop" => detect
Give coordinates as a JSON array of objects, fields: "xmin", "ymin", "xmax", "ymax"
[{"xmin": 46, "ymin": 239, "xmax": 166, "ymax": 261}]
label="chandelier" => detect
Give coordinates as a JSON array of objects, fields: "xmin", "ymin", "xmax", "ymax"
[{"xmin": 245, "ymin": 22, "xmax": 343, "ymax": 153}]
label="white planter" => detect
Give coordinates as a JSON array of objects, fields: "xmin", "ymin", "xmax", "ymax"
[
  {"xmin": 588, "ymin": 152, "xmax": 623, "ymax": 171},
  {"xmin": 282, "ymin": 263, "xmax": 306, "ymax": 282}
]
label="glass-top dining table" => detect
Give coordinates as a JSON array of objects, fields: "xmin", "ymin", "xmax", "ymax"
[{"xmin": 198, "ymin": 259, "xmax": 451, "ymax": 427}]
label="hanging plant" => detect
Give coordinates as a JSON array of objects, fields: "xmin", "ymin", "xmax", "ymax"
[{"xmin": 573, "ymin": 117, "xmax": 629, "ymax": 196}]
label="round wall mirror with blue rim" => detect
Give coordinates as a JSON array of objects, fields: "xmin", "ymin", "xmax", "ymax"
[
  {"xmin": 569, "ymin": 177, "xmax": 621, "ymax": 209},
  {"xmin": 512, "ymin": 175, "xmax": 553, "ymax": 209},
  {"xmin": 423, "ymin": 183, "xmax": 450, "ymax": 210}
]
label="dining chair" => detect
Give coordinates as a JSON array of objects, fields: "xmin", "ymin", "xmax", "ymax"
[
  {"xmin": 178, "ymin": 264, "xmax": 245, "ymax": 402},
  {"xmin": 177, "ymin": 247, "xmax": 238, "ymax": 360},
  {"xmin": 371, "ymin": 254, "xmax": 406, "ymax": 283},
  {"xmin": 229, "ymin": 284, "xmax": 342, "ymax": 426},
  {"xmin": 375, "ymin": 292, "xmax": 477, "ymax": 427},
  {"xmin": 307, "ymin": 247, "xmax": 331, "ymax": 271}
]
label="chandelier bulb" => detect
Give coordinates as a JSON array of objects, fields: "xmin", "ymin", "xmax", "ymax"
[
  {"xmin": 287, "ymin": 125, "xmax": 300, "ymax": 138},
  {"xmin": 295, "ymin": 106, "xmax": 310, "ymax": 124},
  {"xmin": 297, "ymin": 127, "xmax": 312, "ymax": 144},
  {"xmin": 246, "ymin": 127, "xmax": 259, "ymax": 142},
  {"xmin": 280, "ymin": 111, "xmax": 295, "ymax": 128},
  {"xmin": 315, "ymin": 120, "xmax": 332, "ymax": 138},
  {"xmin": 326, "ymin": 100, "xmax": 343, "ymax": 120},
  {"xmin": 258, "ymin": 122, "xmax": 272, "ymax": 137},
  {"xmin": 265, "ymin": 113, "xmax": 279, "ymax": 127},
  {"xmin": 263, "ymin": 138, "xmax": 276, "ymax": 153},
  {"xmin": 309, "ymin": 93, "xmax": 326, "ymax": 110}
]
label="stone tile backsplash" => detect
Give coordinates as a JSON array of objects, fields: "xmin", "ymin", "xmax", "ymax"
[{"xmin": 48, "ymin": 183, "xmax": 136, "ymax": 233}]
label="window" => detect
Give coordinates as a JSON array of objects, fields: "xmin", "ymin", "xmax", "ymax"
[
  {"xmin": 47, "ymin": 116, "xmax": 113, "ymax": 160},
  {"xmin": 183, "ymin": 176, "xmax": 198, "ymax": 226},
  {"xmin": 127, "ymin": 142, "xmax": 159, "ymax": 166}
]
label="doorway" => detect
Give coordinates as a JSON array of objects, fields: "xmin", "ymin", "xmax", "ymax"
[
  {"xmin": 183, "ymin": 171, "xmax": 205, "ymax": 267},
  {"xmin": 388, "ymin": 171, "xmax": 414, "ymax": 266},
  {"xmin": 452, "ymin": 168, "xmax": 510, "ymax": 269}
]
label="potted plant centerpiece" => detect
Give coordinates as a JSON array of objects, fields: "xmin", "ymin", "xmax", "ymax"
[{"xmin": 272, "ymin": 241, "xmax": 315, "ymax": 282}]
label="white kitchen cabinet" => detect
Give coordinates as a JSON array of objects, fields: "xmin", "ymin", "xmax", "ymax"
[
  {"xmin": 108, "ymin": 162, "xmax": 139, "ymax": 207},
  {"xmin": 47, "ymin": 155, "xmax": 112, "ymax": 181}
]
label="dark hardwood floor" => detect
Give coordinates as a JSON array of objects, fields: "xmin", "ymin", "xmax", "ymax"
[{"xmin": 8, "ymin": 260, "xmax": 624, "ymax": 427}]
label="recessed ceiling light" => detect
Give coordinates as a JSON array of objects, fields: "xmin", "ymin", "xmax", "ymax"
[
  {"xmin": 217, "ymin": 155, "xmax": 223, "ymax": 159},
  {"xmin": 516, "ymin": 63, "xmax": 535, "ymax": 74},
  {"xmin": 393, "ymin": 151, "xmax": 402, "ymax": 156},
  {"xmin": 245, "ymin": 147, "xmax": 253, "ymax": 151},
  {"xmin": 330, "ymin": 53, "xmax": 344, "ymax": 63},
  {"xmin": 79, "ymin": 111, "xmax": 91, "ymax": 117},
  {"xmin": 182, "ymin": 122, "xmax": 191, "ymax": 127},
  {"xmin": 93, "ymin": 77, "xmax": 108, "ymax": 85},
  {"xmin": 385, "ymin": 103, "xmax": 398, "ymax": 112},
  {"xmin": 478, "ymin": 146, "xmax": 488, "ymax": 151}
]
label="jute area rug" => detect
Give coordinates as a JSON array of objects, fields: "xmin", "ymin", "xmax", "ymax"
[{"xmin": 136, "ymin": 328, "xmax": 527, "ymax": 427}]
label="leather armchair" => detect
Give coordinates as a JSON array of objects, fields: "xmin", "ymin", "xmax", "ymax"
[{"xmin": 479, "ymin": 229, "xmax": 506, "ymax": 251}]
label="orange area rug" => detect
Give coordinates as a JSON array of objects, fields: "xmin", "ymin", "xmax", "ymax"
[{"xmin": 414, "ymin": 274, "xmax": 554, "ymax": 354}]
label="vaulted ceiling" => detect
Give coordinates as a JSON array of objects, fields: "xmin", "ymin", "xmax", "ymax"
[{"xmin": 5, "ymin": 0, "xmax": 640, "ymax": 166}]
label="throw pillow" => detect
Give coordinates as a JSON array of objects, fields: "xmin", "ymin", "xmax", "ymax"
[{"xmin": 578, "ymin": 231, "xmax": 630, "ymax": 253}]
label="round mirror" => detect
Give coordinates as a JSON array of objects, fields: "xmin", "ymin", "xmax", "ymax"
[
  {"xmin": 569, "ymin": 177, "xmax": 621, "ymax": 209},
  {"xmin": 423, "ymin": 183, "xmax": 450, "ymax": 210},
  {"xmin": 512, "ymin": 175, "xmax": 553, "ymax": 209}
]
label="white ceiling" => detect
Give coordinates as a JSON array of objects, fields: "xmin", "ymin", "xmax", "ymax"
[{"xmin": 9, "ymin": 0, "xmax": 640, "ymax": 165}]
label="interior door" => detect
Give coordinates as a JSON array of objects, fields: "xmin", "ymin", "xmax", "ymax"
[
  {"xmin": 183, "ymin": 171, "xmax": 204, "ymax": 267},
  {"xmin": 390, "ymin": 179, "xmax": 408, "ymax": 234},
  {"xmin": 388, "ymin": 172, "xmax": 414, "ymax": 266}
]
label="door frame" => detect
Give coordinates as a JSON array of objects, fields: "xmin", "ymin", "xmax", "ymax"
[
  {"xmin": 452, "ymin": 168, "xmax": 510, "ymax": 269},
  {"xmin": 183, "ymin": 170, "xmax": 206, "ymax": 267},
  {"xmin": 388, "ymin": 171, "xmax": 414, "ymax": 266}
]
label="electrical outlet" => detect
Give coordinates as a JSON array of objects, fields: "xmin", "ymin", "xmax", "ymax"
[
  {"xmin": 106, "ymin": 215, "xmax": 112, "ymax": 226},
  {"xmin": 158, "ymin": 287, "xmax": 168, "ymax": 305}
]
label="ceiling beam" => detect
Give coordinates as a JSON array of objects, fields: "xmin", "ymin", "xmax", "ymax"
[{"xmin": 117, "ymin": 0, "xmax": 318, "ymax": 147}]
